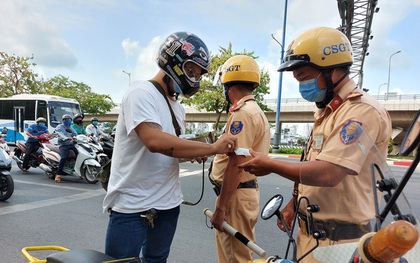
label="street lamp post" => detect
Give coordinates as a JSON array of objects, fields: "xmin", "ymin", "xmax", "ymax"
[
  {"xmin": 377, "ymin": 82, "xmax": 387, "ymax": 98},
  {"xmin": 272, "ymin": 0, "xmax": 288, "ymax": 153},
  {"xmin": 122, "ymin": 70, "xmax": 131, "ymax": 85},
  {"xmin": 386, "ymin": 50, "xmax": 401, "ymax": 100}
]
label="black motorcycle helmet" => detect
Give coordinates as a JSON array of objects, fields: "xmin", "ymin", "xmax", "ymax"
[
  {"xmin": 72, "ymin": 113, "xmax": 84, "ymax": 125},
  {"xmin": 156, "ymin": 31, "xmax": 210, "ymax": 98}
]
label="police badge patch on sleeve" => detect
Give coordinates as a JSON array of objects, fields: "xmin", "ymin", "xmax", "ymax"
[
  {"xmin": 340, "ymin": 120, "xmax": 363, "ymax": 144},
  {"xmin": 230, "ymin": 121, "xmax": 243, "ymax": 135}
]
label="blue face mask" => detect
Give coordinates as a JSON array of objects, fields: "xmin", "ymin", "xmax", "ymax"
[
  {"xmin": 299, "ymin": 75, "xmax": 326, "ymax": 102},
  {"xmin": 93, "ymin": 121, "xmax": 98, "ymax": 126},
  {"xmin": 173, "ymin": 82, "xmax": 182, "ymax": 95},
  {"xmin": 64, "ymin": 120, "xmax": 72, "ymax": 126},
  {"xmin": 38, "ymin": 123, "xmax": 46, "ymax": 128}
]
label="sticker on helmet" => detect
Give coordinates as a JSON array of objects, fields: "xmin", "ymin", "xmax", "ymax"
[
  {"xmin": 165, "ymin": 41, "xmax": 181, "ymax": 57},
  {"xmin": 340, "ymin": 120, "xmax": 363, "ymax": 144},
  {"xmin": 173, "ymin": 65, "xmax": 183, "ymax": 76},
  {"xmin": 175, "ymin": 54, "xmax": 183, "ymax": 63},
  {"xmin": 199, "ymin": 47, "xmax": 208, "ymax": 60},
  {"xmin": 230, "ymin": 121, "xmax": 243, "ymax": 135},
  {"xmin": 158, "ymin": 54, "xmax": 168, "ymax": 64},
  {"xmin": 193, "ymin": 57, "xmax": 208, "ymax": 68},
  {"xmin": 181, "ymin": 42, "xmax": 195, "ymax": 56}
]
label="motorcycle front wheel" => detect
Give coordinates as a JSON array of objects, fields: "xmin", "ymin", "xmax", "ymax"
[
  {"xmin": 16, "ymin": 159, "xmax": 27, "ymax": 171},
  {"xmin": 99, "ymin": 155, "xmax": 110, "ymax": 166},
  {"xmin": 82, "ymin": 165, "xmax": 99, "ymax": 184},
  {"xmin": 0, "ymin": 174, "xmax": 14, "ymax": 201},
  {"xmin": 46, "ymin": 171, "xmax": 55, "ymax": 180},
  {"xmin": 14, "ymin": 148, "xmax": 22, "ymax": 158},
  {"xmin": 14, "ymin": 149, "xmax": 27, "ymax": 171}
]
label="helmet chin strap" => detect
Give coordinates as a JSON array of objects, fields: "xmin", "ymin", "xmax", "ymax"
[
  {"xmin": 316, "ymin": 69, "xmax": 349, "ymax": 109},
  {"xmin": 163, "ymin": 75, "xmax": 179, "ymax": 100},
  {"xmin": 224, "ymin": 84, "xmax": 232, "ymax": 113}
]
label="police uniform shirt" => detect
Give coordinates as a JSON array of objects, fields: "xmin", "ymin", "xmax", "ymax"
[
  {"xmin": 300, "ymin": 79, "xmax": 392, "ymax": 224},
  {"xmin": 211, "ymin": 95, "xmax": 271, "ymax": 184}
]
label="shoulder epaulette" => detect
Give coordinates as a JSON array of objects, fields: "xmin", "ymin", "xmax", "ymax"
[{"xmin": 347, "ymin": 91, "xmax": 363, "ymax": 99}]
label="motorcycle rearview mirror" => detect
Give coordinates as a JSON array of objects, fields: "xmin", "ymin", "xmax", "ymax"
[
  {"xmin": 400, "ymin": 109, "xmax": 420, "ymax": 156},
  {"xmin": 261, "ymin": 194, "xmax": 283, "ymax": 220}
]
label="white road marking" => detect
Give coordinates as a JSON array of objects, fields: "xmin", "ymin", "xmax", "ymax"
[
  {"xmin": 1, "ymin": 169, "xmax": 204, "ymax": 216},
  {"xmin": 0, "ymin": 180, "xmax": 105, "ymax": 216},
  {"xmin": 179, "ymin": 169, "xmax": 203, "ymax": 177}
]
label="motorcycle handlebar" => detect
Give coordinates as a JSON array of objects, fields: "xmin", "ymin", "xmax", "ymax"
[{"xmin": 203, "ymin": 208, "xmax": 266, "ymax": 258}]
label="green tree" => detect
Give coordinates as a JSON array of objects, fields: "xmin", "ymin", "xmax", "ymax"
[
  {"xmin": 40, "ymin": 75, "xmax": 115, "ymax": 114},
  {"xmin": 0, "ymin": 52, "xmax": 40, "ymax": 96},
  {"xmin": 181, "ymin": 43, "xmax": 271, "ymax": 135},
  {"xmin": 1, "ymin": 51, "xmax": 115, "ymax": 114},
  {"xmin": 388, "ymin": 137, "xmax": 394, "ymax": 154}
]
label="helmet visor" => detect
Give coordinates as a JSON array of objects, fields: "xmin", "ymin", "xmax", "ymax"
[
  {"xmin": 183, "ymin": 61, "xmax": 203, "ymax": 83},
  {"xmin": 278, "ymin": 54, "xmax": 311, "ymax": 72},
  {"xmin": 212, "ymin": 65, "xmax": 223, "ymax": 86}
]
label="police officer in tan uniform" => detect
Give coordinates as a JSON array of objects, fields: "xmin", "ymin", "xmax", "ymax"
[
  {"xmin": 210, "ymin": 55, "xmax": 270, "ymax": 263},
  {"xmin": 238, "ymin": 27, "xmax": 392, "ymax": 262}
]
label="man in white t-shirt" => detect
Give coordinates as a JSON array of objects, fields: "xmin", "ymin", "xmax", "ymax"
[
  {"xmin": 86, "ymin": 117, "xmax": 108, "ymax": 138},
  {"xmin": 103, "ymin": 31, "xmax": 237, "ymax": 263}
]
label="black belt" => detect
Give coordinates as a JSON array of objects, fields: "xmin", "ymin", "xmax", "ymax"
[
  {"xmin": 212, "ymin": 180, "xmax": 258, "ymax": 196},
  {"xmin": 298, "ymin": 214, "xmax": 371, "ymax": 241},
  {"xmin": 237, "ymin": 180, "xmax": 258, "ymax": 189}
]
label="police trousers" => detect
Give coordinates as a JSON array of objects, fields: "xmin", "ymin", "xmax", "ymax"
[{"xmin": 215, "ymin": 187, "xmax": 259, "ymax": 263}]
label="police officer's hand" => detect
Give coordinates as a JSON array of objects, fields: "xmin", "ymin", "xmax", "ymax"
[
  {"xmin": 277, "ymin": 199, "xmax": 295, "ymax": 232},
  {"xmin": 210, "ymin": 208, "xmax": 225, "ymax": 232},
  {"xmin": 213, "ymin": 133, "xmax": 237, "ymax": 154},
  {"xmin": 237, "ymin": 148, "xmax": 272, "ymax": 176}
]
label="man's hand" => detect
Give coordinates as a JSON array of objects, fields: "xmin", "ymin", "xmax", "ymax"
[
  {"xmin": 237, "ymin": 148, "xmax": 272, "ymax": 176},
  {"xmin": 212, "ymin": 134, "xmax": 237, "ymax": 154},
  {"xmin": 190, "ymin": 156, "xmax": 208, "ymax": 164}
]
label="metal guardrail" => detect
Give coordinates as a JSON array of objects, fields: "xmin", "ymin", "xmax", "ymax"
[{"xmin": 263, "ymin": 94, "xmax": 420, "ymax": 105}]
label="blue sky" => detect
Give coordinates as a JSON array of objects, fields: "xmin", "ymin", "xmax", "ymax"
[{"xmin": 1, "ymin": 0, "xmax": 420, "ymax": 104}]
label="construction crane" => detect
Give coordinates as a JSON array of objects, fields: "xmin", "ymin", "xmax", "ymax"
[{"xmin": 337, "ymin": 0, "xmax": 380, "ymax": 90}]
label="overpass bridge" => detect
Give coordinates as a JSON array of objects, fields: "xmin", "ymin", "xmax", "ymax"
[{"xmin": 87, "ymin": 94, "xmax": 419, "ymax": 146}]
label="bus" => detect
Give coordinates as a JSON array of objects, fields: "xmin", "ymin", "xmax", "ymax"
[{"xmin": 0, "ymin": 94, "xmax": 82, "ymax": 144}]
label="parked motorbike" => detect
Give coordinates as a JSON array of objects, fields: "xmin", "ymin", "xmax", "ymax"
[
  {"xmin": 13, "ymin": 133, "xmax": 52, "ymax": 171},
  {"xmin": 39, "ymin": 135, "xmax": 102, "ymax": 184},
  {"xmin": 0, "ymin": 132, "xmax": 10, "ymax": 155},
  {"xmin": 22, "ymin": 246, "xmax": 142, "ymax": 263},
  {"xmin": 88, "ymin": 135, "xmax": 110, "ymax": 166},
  {"xmin": 0, "ymin": 145, "xmax": 13, "ymax": 201},
  {"xmin": 99, "ymin": 135, "xmax": 114, "ymax": 159}
]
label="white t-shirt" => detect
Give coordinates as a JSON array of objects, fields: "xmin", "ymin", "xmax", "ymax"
[
  {"xmin": 103, "ymin": 80, "xmax": 185, "ymax": 213},
  {"xmin": 86, "ymin": 124, "xmax": 107, "ymax": 138}
]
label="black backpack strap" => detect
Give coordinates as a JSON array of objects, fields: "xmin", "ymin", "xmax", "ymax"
[{"xmin": 149, "ymin": 80, "xmax": 181, "ymax": 137}]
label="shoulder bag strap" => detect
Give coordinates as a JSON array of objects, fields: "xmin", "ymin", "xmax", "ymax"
[{"xmin": 149, "ymin": 80, "xmax": 181, "ymax": 137}]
